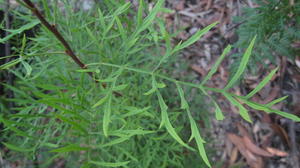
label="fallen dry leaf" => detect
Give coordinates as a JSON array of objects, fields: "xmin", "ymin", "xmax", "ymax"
[
  {"xmin": 265, "ymin": 147, "xmax": 289, "ymax": 157},
  {"xmin": 270, "ymin": 124, "xmax": 291, "ymax": 148},
  {"xmin": 243, "ymin": 136, "xmax": 273, "ymax": 157},
  {"xmin": 174, "ymin": 0, "xmax": 185, "ymax": 11},
  {"xmin": 237, "ymin": 123, "xmax": 253, "ymax": 140},
  {"xmin": 261, "ymin": 85, "xmax": 280, "ymax": 104},
  {"xmin": 205, "ymin": 0, "xmax": 213, "ymax": 10},
  {"xmin": 227, "ymin": 133, "xmax": 262, "ymax": 168},
  {"xmin": 190, "ymin": 64, "xmax": 207, "ymax": 77},
  {"xmin": 229, "ymin": 147, "xmax": 238, "ymax": 165},
  {"xmin": 295, "ymin": 56, "xmax": 300, "ymax": 69}
]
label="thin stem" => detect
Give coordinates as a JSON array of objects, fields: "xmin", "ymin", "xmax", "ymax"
[
  {"xmin": 21, "ymin": 0, "xmax": 92, "ymax": 77},
  {"xmin": 87, "ymin": 62, "xmax": 226, "ymax": 94}
]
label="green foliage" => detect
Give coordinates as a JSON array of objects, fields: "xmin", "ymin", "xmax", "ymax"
[
  {"xmin": 1, "ymin": 0, "xmax": 299, "ymax": 167},
  {"xmin": 232, "ymin": 0, "xmax": 300, "ymax": 72}
]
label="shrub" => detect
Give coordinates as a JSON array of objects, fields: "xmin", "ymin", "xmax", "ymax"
[{"xmin": 1, "ymin": 0, "xmax": 299, "ymax": 167}]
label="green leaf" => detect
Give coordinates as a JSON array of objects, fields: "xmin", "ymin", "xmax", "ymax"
[
  {"xmin": 2, "ymin": 142, "xmax": 34, "ymax": 152},
  {"xmin": 92, "ymin": 95, "xmax": 108, "ymax": 108},
  {"xmin": 201, "ymin": 45, "xmax": 232, "ymax": 85},
  {"xmin": 214, "ymin": 102, "xmax": 225, "ymax": 120},
  {"xmin": 176, "ymin": 83, "xmax": 189, "ymax": 109},
  {"xmin": 238, "ymin": 98, "xmax": 300, "ymax": 122},
  {"xmin": 85, "ymin": 26, "xmax": 97, "ymax": 42},
  {"xmin": 0, "ymin": 58, "xmax": 21, "ymax": 70},
  {"xmin": 156, "ymin": 82, "xmax": 166, "ymax": 89},
  {"xmin": 50, "ymin": 144, "xmax": 90, "ymax": 153},
  {"xmin": 266, "ymin": 96, "xmax": 288, "ymax": 107},
  {"xmin": 21, "ymin": 61, "xmax": 32, "ymax": 77},
  {"xmin": 110, "ymin": 129, "xmax": 155, "ymax": 137},
  {"xmin": 224, "ymin": 36, "xmax": 256, "ymax": 90},
  {"xmin": 137, "ymin": 0, "xmax": 144, "ymax": 27},
  {"xmin": 223, "ymin": 93, "xmax": 252, "ymax": 123},
  {"xmin": 20, "ymin": 34, "xmax": 27, "ymax": 56},
  {"xmin": 113, "ymin": 84, "xmax": 128, "ymax": 91},
  {"xmin": 271, "ymin": 110, "xmax": 300, "ymax": 122},
  {"xmin": 41, "ymin": 0, "xmax": 51, "ymax": 19},
  {"xmin": 113, "ymin": 2, "xmax": 131, "ymax": 16},
  {"xmin": 173, "ymin": 22, "xmax": 218, "ymax": 52},
  {"xmin": 156, "ymin": 91, "xmax": 194, "ymax": 151},
  {"xmin": 0, "ymin": 116, "xmax": 34, "ymax": 138},
  {"xmin": 136, "ymin": 0, "xmax": 164, "ymax": 34},
  {"xmin": 39, "ymin": 100, "xmax": 89, "ymax": 123},
  {"xmin": 186, "ymin": 109, "xmax": 211, "ymax": 167},
  {"xmin": 199, "ymin": 87, "xmax": 224, "ymax": 120},
  {"xmin": 103, "ymin": 93, "xmax": 112, "ymax": 137},
  {"xmin": 104, "ymin": 17, "xmax": 116, "ymax": 35},
  {"xmin": 99, "ymin": 136, "xmax": 130, "ymax": 148},
  {"xmin": 115, "ymin": 16, "xmax": 126, "ymax": 41},
  {"xmin": 89, "ymin": 160, "xmax": 130, "ymax": 167},
  {"xmin": 144, "ymin": 87, "xmax": 156, "ymax": 95},
  {"xmin": 0, "ymin": 20, "xmax": 40, "ymax": 43},
  {"xmin": 158, "ymin": 20, "xmax": 171, "ymax": 52},
  {"xmin": 97, "ymin": 8, "xmax": 106, "ymax": 28},
  {"xmin": 80, "ymin": 162, "xmax": 91, "ymax": 168},
  {"xmin": 55, "ymin": 115, "xmax": 88, "ymax": 134},
  {"xmin": 76, "ymin": 69, "xmax": 100, "ymax": 73},
  {"xmin": 122, "ymin": 106, "xmax": 152, "ymax": 118},
  {"xmin": 144, "ymin": 76, "xmax": 157, "ymax": 95},
  {"xmin": 245, "ymin": 67, "xmax": 278, "ymax": 99}
]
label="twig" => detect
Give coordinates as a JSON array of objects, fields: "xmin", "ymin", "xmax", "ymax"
[
  {"xmin": 5, "ymin": 0, "xmax": 15, "ymax": 110},
  {"xmin": 20, "ymin": 0, "xmax": 124, "ymax": 96},
  {"xmin": 288, "ymin": 119, "xmax": 299, "ymax": 168},
  {"xmin": 5, "ymin": 0, "xmax": 11, "ymax": 57},
  {"xmin": 21, "ymin": 0, "xmax": 93, "ymax": 78}
]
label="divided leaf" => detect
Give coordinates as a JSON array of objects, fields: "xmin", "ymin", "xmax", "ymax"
[
  {"xmin": 238, "ymin": 98, "xmax": 300, "ymax": 122},
  {"xmin": 186, "ymin": 108, "xmax": 211, "ymax": 168},
  {"xmin": 156, "ymin": 91, "xmax": 193, "ymax": 150},
  {"xmin": 200, "ymin": 88, "xmax": 224, "ymax": 121},
  {"xmin": 223, "ymin": 93, "xmax": 252, "ymax": 123}
]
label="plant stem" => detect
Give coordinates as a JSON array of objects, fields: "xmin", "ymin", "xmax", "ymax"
[
  {"xmin": 21, "ymin": 0, "xmax": 92, "ymax": 77},
  {"xmin": 87, "ymin": 62, "xmax": 227, "ymax": 94}
]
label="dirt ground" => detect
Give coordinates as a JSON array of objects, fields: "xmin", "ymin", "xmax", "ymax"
[{"xmin": 162, "ymin": 0, "xmax": 300, "ymax": 167}]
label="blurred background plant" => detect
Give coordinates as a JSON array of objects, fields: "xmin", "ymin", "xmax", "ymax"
[{"xmin": 231, "ymin": 0, "xmax": 300, "ymax": 73}]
